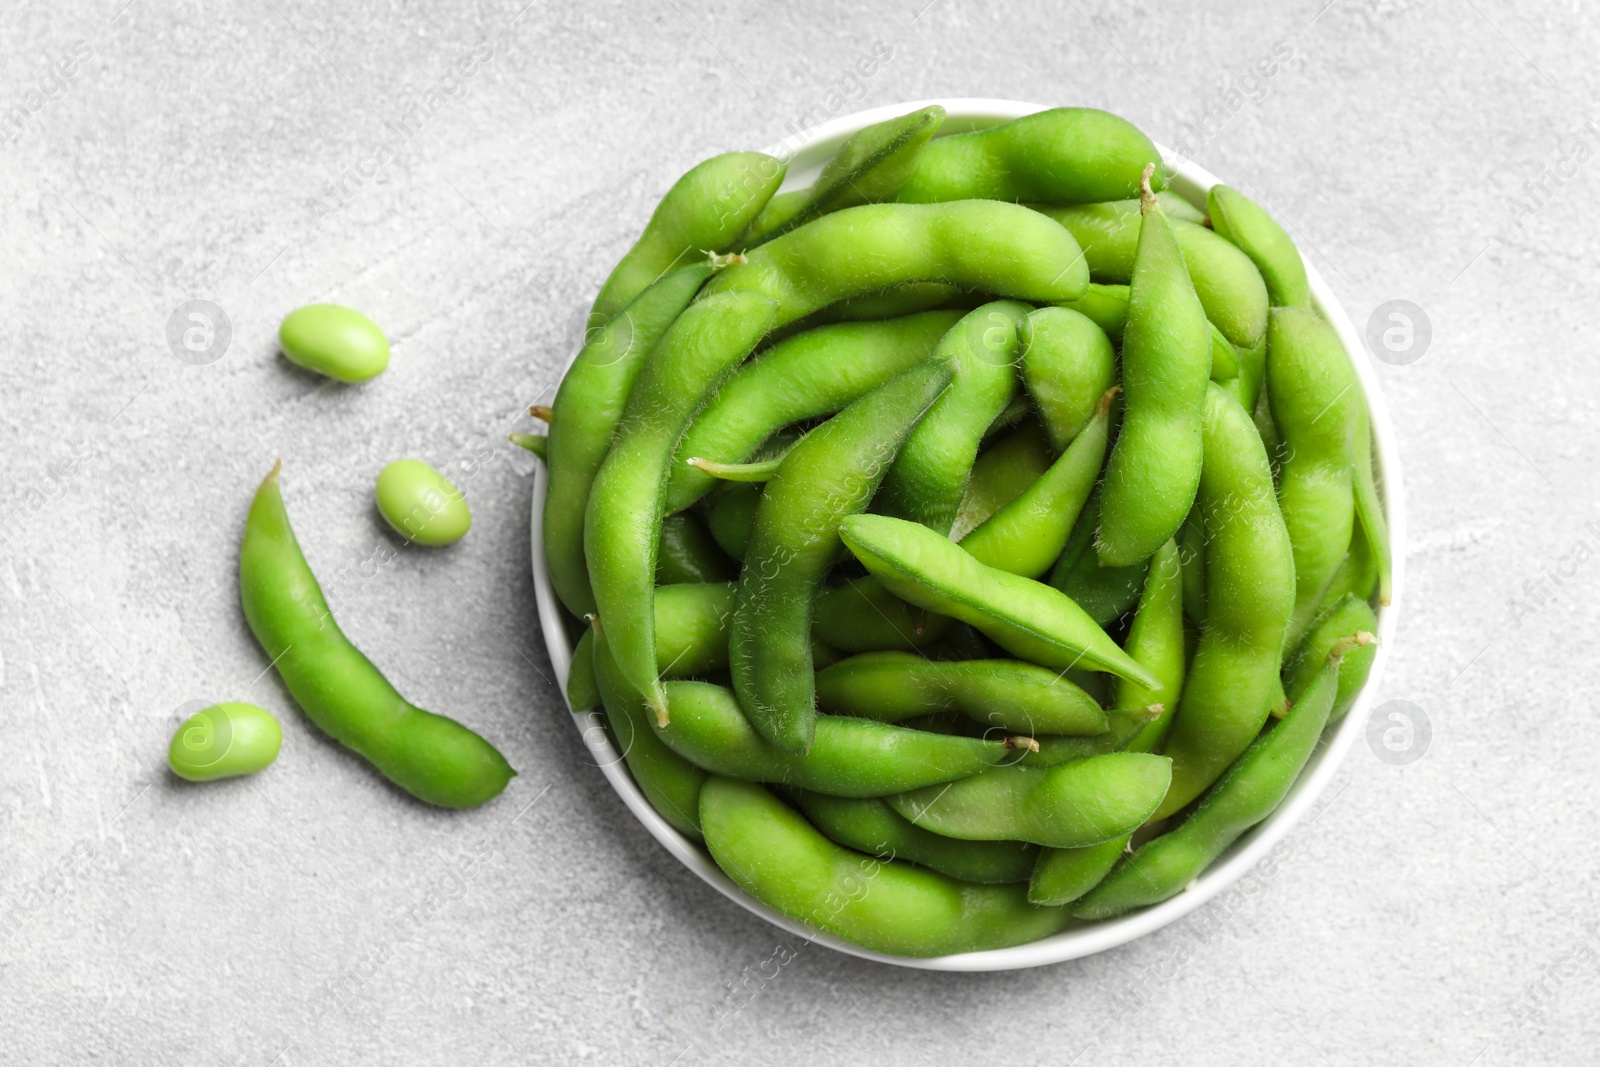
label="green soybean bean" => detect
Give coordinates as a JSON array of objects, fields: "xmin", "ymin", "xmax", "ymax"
[
  {"xmin": 167, "ymin": 702, "xmax": 282, "ymax": 782},
  {"xmin": 879, "ymin": 302, "xmax": 1028, "ymax": 533},
  {"xmin": 1019, "ymin": 705, "xmax": 1160, "ymax": 768},
  {"xmin": 1018, "ymin": 306, "xmax": 1118, "ymax": 451},
  {"xmin": 655, "ymin": 680, "xmax": 1023, "ymax": 796},
  {"xmin": 816, "ymin": 651, "xmax": 1107, "ymax": 736},
  {"xmin": 896, "ymin": 107, "xmax": 1165, "ymax": 204},
  {"xmin": 1207, "ymin": 184, "xmax": 1311, "ymax": 308},
  {"xmin": 1049, "ymin": 486, "xmax": 1149, "ymax": 628},
  {"xmin": 811, "ymin": 576, "xmax": 953, "ymax": 653},
  {"xmin": 795, "ymin": 791, "xmax": 1038, "ymax": 885},
  {"xmin": 1028, "ymin": 836, "xmax": 1128, "ymax": 906},
  {"xmin": 656, "ymin": 512, "xmax": 735, "ymax": 585},
  {"xmin": 744, "ymin": 106, "xmax": 945, "ymax": 244},
  {"xmin": 566, "ymin": 627, "xmax": 600, "ymax": 710},
  {"xmin": 1058, "ymin": 282, "xmax": 1130, "ymax": 343},
  {"xmin": 593, "ymin": 621, "xmax": 708, "ymax": 841},
  {"xmin": 959, "ymin": 387, "xmax": 1115, "ymax": 578},
  {"xmin": 703, "ymin": 201, "xmax": 1090, "ymax": 326},
  {"xmin": 1283, "ymin": 593, "xmax": 1379, "ymax": 722},
  {"xmin": 951, "ymin": 420, "xmax": 1054, "ymax": 540},
  {"xmin": 1154, "ymin": 384, "xmax": 1295, "ymax": 819},
  {"xmin": 374, "ymin": 460, "xmax": 471, "ymax": 546},
  {"xmin": 1076, "ymin": 638, "xmax": 1366, "ymax": 920},
  {"xmin": 1352, "ymin": 393, "xmax": 1393, "ymax": 605},
  {"xmin": 278, "ymin": 304, "xmax": 390, "ymax": 383},
  {"xmin": 1268, "ymin": 306, "xmax": 1362, "ymax": 647},
  {"xmin": 1119, "ymin": 539, "xmax": 1187, "ymax": 753},
  {"xmin": 544, "ymin": 263, "xmax": 713, "ymax": 618},
  {"xmin": 701, "ymin": 777, "xmax": 1069, "ymax": 956},
  {"xmin": 1096, "ymin": 170, "xmax": 1212, "ymax": 568},
  {"xmin": 889, "ymin": 752, "xmax": 1172, "ymax": 848},
  {"xmin": 667, "ymin": 310, "xmax": 960, "ymax": 512},
  {"xmin": 707, "ymin": 482, "xmax": 760, "ymax": 560},
  {"xmin": 589, "ymin": 153, "xmax": 784, "ymax": 326},
  {"xmin": 586, "ymin": 291, "xmax": 778, "ymax": 722},
  {"xmin": 240, "ymin": 464, "xmax": 514, "ymax": 808},
  {"xmin": 840, "ymin": 514, "xmax": 1160, "ymax": 688},
  {"xmin": 732, "ymin": 362, "xmax": 953, "ymax": 752}
]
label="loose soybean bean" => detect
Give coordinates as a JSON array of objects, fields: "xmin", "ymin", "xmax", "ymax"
[
  {"xmin": 375, "ymin": 460, "xmax": 471, "ymax": 547},
  {"xmin": 279, "ymin": 304, "xmax": 390, "ymax": 383},
  {"xmin": 167, "ymin": 702, "xmax": 282, "ymax": 782}
]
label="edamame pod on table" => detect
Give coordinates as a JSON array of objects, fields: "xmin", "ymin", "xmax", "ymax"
[
  {"xmin": 888, "ymin": 753, "xmax": 1173, "ymax": 849},
  {"xmin": 1096, "ymin": 168, "xmax": 1212, "ymax": 569},
  {"xmin": 840, "ymin": 513, "xmax": 1160, "ymax": 688},
  {"xmin": 1207, "ymin": 184, "xmax": 1311, "ymax": 308},
  {"xmin": 544, "ymin": 263, "xmax": 714, "ymax": 619},
  {"xmin": 701, "ymin": 777, "xmax": 1069, "ymax": 957},
  {"xmin": 811, "ymin": 576, "xmax": 953, "ymax": 653},
  {"xmin": 743, "ymin": 105, "xmax": 945, "ymax": 244},
  {"xmin": 731, "ymin": 361, "xmax": 953, "ymax": 753},
  {"xmin": 878, "ymin": 302, "xmax": 1028, "ymax": 533},
  {"xmin": 795, "ymin": 791, "xmax": 1039, "ymax": 885},
  {"xmin": 1268, "ymin": 306, "xmax": 1361, "ymax": 648},
  {"xmin": 1155, "ymin": 384, "xmax": 1295, "ymax": 819},
  {"xmin": 589, "ymin": 152, "xmax": 785, "ymax": 326},
  {"xmin": 586, "ymin": 291, "xmax": 779, "ymax": 724},
  {"xmin": 666, "ymin": 310, "xmax": 960, "ymax": 512},
  {"xmin": 1018, "ymin": 306, "xmax": 1118, "ymax": 451},
  {"xmin": 896, "ymin": 107, "xmax": 1166, "ymax": 204},
  {"xmin": 703, "ymin": 200, "xmax": 1090, "ymax": 326},
  {"xmin": 815, "ymin": 651, "xmax": 1107, "ymax": 736},
  {"xmin": 655, "ymin": 681, "xmax": 1026, "ymax": 797},
  {"xmin": 240, "ymin": 464, "xmax": 514, "ymax": 809}
]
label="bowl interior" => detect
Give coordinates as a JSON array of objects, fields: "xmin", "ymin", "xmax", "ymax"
[{"xmin": 529, "ymin": 99, "xmax": 1404, "ymax": 971}]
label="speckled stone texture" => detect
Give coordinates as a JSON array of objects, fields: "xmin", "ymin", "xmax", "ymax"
[{"xmin": 1, "ymin": 1, "xmax": 1594, "ymax": 1063}]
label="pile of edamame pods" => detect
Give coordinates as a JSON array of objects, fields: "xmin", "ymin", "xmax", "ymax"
[{"xmin": 530, "ymin": 105, "xmax": 1389, "ymax": 957}]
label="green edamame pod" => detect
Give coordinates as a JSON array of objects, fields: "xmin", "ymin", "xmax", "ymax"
[
  {"xmin": 795, "ymin": 791, "xmax": 1038, "ymax": 885},
  {"xmin": 593, "ymin": 622, "xmax": 707, "ymax": 841},
  {"xmin": 666, "ymin": 310, "xmax": 960, "ymax": 512},
  {"xmin": 1018, "ymin": 306, "xmax": 1118, "ymax": 451},
  {"xmin": 1077, "ymin": 639, "xmax": 1366, "ymax": 919},
  {"xmin": 1178, "ymin": 507, "xmax": 1207, "ymax": 626},
  {"xmin": 1096, "ymin": 170, "xmax": 1211, "ymax": 568},
  {"xmin": 744, "ymin": 106, "xmax": 945, "ymax": 243},
  {"xmin": 731, "ymin": 361, "xmax": 953, "ymax": 753},
  {"xmin": 1029, "ymin": 836, "xmax": 1128, "ymax": 907},
  {"xmin": 590, "ymin": 152, "xmax": 784, "ymax": 326},
  {"xmin": 654, "ymin": 582, "xmax": 736, "ymax": 679},
  {"xmin": 1322, "ymin": 514, "xmax": 1380, "ymax": 606},
  {"xmin": 811, "ymin": 576, "xmax": 953, "ymax": 653},
  {"xmin": 656, "ymin": 512, "xmax": 736, "ymax": 585},
  {"xmin": 1218, "ymin": 332, "xmax": 1269, "ymax": 415},
  {"xmin": 1019, "ymin": 705, "xmax": 1160, "ymax": 768},
  {"xmin": 840, "ymin": 514, "xmax": 1160, "ymax": 688},
  {"xmin": 815, "ymin": 651, "xmax": 1107, "ymax": 736},
  {"xmin": 1034, "ymin": 193, "xmax": 1202, "ymax": 276},
  {"xmin": 1155, "ymin": 385, "xmax": 1295, "ymax": 819},
  {"xmin": 566, "ymin": 627, "xmax": 600, "ymax": 710},
  {"xmin": 1049, "ymin": 485, "xmax": 1149, "ymax": 628},
  {"xmin": 1207, "ymin": 184, "xmax": 1311, "ymax": 308},
  {"xmin": 586, "ymin": 291, "xmax": 779, "ymax": 723},
  {"xmin": 1119, "ymin": 539, "xmax": 1187, "ymax": 753},
  {"xmin": 545, "ymin": 263, "xmax": 713, "ymax": 618},
  {"xmin": 1283, "ymin": 594, "xmax": 1379, "ymax": 722},
  {"xmin": 1058, "ymin": 283, "xmax": 1129, "ymax": 343},
  {"xmin": 951, "ymin": 420, "xmax": 1054, "ymax": 540},
  {"xmin": 655, "ymin": 681, "xmax": 1022, "ymax": 796},
  {"xmin": 704, "ymin": 201, "xmax": 1089, "ymax": 326},
  {"xmin": 888, "ymin": 753, "xmax": 1172, "ymax": 849},
  {"xmin": 240, "ymin": 465, "xmax": 514, "ymax": 809},
  {"xmin": 167, "ymin": 702, "xmax": 282, "ymax": 782},
  {"xmin": 1352, "ymin": 393, "xmax": 1393, "ymax": 605},
  {"xmin": 818, "ymin": 282, "xmax": 961, "ymax": 322},
  {"xmin": 958, "ymin": 387, "xmax": 1116, "ymax": 578},
  {"xmin": 897, "ymin": 108, "xmax": 1165, "ymax": 204},
  {"xmin": 879, "ymin": 302, "xmax": 1028, "ymax": 533},
  {"xmin": 707, "ymin": 482, "xmax": 760, "ymax": 560},
  {"xmin": 702, "ymin": 777, "xmax": 1069, "ymax": 956},
  {"xmin": 1268, "ymin": 306, "xmax": 1361, "ymax": 648}
]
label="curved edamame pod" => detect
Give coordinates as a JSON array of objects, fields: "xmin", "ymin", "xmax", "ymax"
[
  {"xmin": 1282, "ymin": 593, "xmax": 1379, "ymax": 722},
  {"xmin": 815, "ymin": 651, "xmax": 1107, "ymax": 736},
  {"xmin": 656, "ymin": 512, "xmax": 735, "ymax": 585},
  {"xmin": 879, "ymin": 302, "xmax": 1029, "ymax": 533},
  {"xmin": 1155, "ymin": 384, "xmax": 1295, "ymax": 819},
  {"xmin": 656, "ymin": 681, "xmax": 1025, "ymax": 796},
  {"xmin": 666, "ymin": 310, "xmax": 961, "ymax": 512},
  {"xmin": 586, "ymin": 291, "xmax": 779, "ymax": 723},
  {"xmin": 1096, "ymin": 169, "xmax": 1212, "ymax": 569},
  {"xmin": 1268, "ymin": 306, "xmax": 1361, "ymax": 648},
  {"xmin": 1118, "ymin": 539, "xmax": 1187, "ymax": 753},
  {"xmin": 1207, "ymin": 184, "xmax": 1311, "ymax": 308},
  {"xmin": 732, "ymin": 362, "xmax": 954, "ymax": 753},
  {"xmin": 703, "ymin": 201, "xmax": 1090, "ymax": 326},
  {"xmin": 1028, "ymin": 836, "xmax": 1128, "ymax": 907},
  {"xmin": 811, "ymin": 576, "xmax": 953, "ymax": 653},
  {"xmin": 895, "ymin": 107, "xmax": 1166, "ymax": 204},
  {"xmin": 888, "ymin": 753, "xmax": 1173, "ymax": 849},
  {"xmin": 701, "ymin": 777, "xmax": 1069, "ymax": 956},
  {"xmin": 590, "ymin": 152, "xmax": 784, "ymax": 325},
  {"xmin": 544, "ymin": 263, "xmax": 714, "ymax": 618},
  {"xmin": 794, "ymin": 791, "xmax": 1039, "ymax": 885},
  {"xmin": 842, "ymin": 514, "xmax": 1159, "ymax": 688},
  {"xmin": 1018, "ymin": 306, "xmax": 1118, "ymax": 451}
]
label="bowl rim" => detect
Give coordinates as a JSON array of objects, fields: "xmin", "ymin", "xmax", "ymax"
[{"xmin": 529, "ymin": 97, "xmax": 1405, "ymax": 971}]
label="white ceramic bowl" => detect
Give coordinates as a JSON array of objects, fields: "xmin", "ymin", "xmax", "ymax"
[{"xmin": 530, "ymin": 99, "xmax": 1405, "ymax": 971}]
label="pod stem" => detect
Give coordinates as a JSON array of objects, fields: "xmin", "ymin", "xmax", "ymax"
[
  {"xmin": 686, "ymin": 455, "xmax": 781, "ymax": 482},
  {"xmin": 1004, "ymin": 736, "xmax": 1042, "ymax": 753},
  {"xmin": 509, "ymin": 432, "xmax": 548, "ymax": 460},
  {"xmin": 1138, "ymin": 163, "xmax": 1158, "ymax": 214},
  {"xmin": 707, "ymin": 250, "xmax": 747, "ymax": 271},
  {"xmin": 528, "ymin": 404, "xmax": 552, "ymax": 423},
  {"xmin": 1095, "ymin": 384, "xmax": 1123, "ymax": 417}
]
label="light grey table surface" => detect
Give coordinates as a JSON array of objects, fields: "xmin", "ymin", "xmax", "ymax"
[{"xmin": 2, "ymin": 0, "xmax": 1593, "ymax": 1063}]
